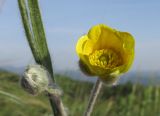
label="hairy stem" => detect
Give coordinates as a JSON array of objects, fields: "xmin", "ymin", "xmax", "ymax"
[
  {"xmin": 18, "ymin": 0, "xmax": 66, "ymax": 115},
  {"xmin": 48, "ymin": 93, "xmax": 67, "ymax": 116},
  {"xmin": 84, "ymin": 78, "xmax": 103, "ymax": 116}
]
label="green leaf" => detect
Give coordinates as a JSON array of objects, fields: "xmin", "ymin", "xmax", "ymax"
[{"xmin": 18, "ymin": 0, "xmax": 54, "ymax": 80}]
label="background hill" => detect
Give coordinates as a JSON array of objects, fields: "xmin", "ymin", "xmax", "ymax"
[
  {"xmin": 0, "ymin": 70, "xmax": 160, "ymax": 116},
  {"xmin": 1, "ymin": 66, "xmax": 160, "ymax": 85}
]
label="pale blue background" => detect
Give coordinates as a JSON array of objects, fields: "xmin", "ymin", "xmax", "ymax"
[{"xmin": 0, "ymin": 0, "xmax": 160, "ymax": 72}]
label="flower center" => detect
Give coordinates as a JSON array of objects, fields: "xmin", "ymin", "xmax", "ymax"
[{"xmin": 89, "ymin": 49, "xmax": 122, "ymax": 69}]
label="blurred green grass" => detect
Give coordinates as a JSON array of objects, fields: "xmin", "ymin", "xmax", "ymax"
[{"xmin": 0, "ymin": 71, "xmax": 160, "ymax": 116}]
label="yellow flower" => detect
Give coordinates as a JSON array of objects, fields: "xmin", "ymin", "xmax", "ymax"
[{"xmin": 76, "ymin": 24, "xmax": 135, "ymax": 81}]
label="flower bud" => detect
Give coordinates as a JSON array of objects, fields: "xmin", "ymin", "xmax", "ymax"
[
  {"xmin": 20, "ymin": 64, "xmax": 62, "ymax": 96},
  {"xmin": 20, "ymin": 65, "xmax": 50, "ymax": 95}
]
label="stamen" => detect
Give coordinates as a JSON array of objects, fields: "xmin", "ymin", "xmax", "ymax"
[{"xmin": 89, "ymin": 49, "xmax": 122, "ymax": 69}]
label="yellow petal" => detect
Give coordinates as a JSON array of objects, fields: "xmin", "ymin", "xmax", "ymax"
[
  {"xmin": 115, "ymin": 32, "xmax": 135, "ymax": 73},
  {"xmin": 88, "ymin": 24, "xmax": 102, "ymax": 42},
  {"xmin": 115, "ymin": 31, "xmax": 135, "ymax": 52},
  {"xmin": 88, "ymin": 24, "xmax": 123, "ymax": 50},
  {"xmin": 76, "ymin": 35, "xmax": 95, "ymax": 56},
  {"xmin": 120, "ymin": 52, "xmax": 134, "ymax": 73}
]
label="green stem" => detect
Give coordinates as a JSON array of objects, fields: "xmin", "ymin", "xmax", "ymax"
[
  {"xmin": 18, "ymin": 0, "xmax": 66, "ymax": 115},
  {"xmin": 84, "ymin": 78, "xmax": 103, "ymax": 116}
]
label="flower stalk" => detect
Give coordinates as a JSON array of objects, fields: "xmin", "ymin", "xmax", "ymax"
[{"xmin": 84, "ymin": 78, "xmax": 103, "ymax": 116}]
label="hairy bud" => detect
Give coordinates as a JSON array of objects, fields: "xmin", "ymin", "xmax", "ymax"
[{"xmin": 20, "ymin": 64, "xmax": 62, "ymax": 96}]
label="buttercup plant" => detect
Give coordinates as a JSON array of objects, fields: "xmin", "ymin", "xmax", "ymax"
[
  {"xmin": 18, "ymin": 0, "xmax": 135, "ymax": 115},
  {"xmin": 76, "ymin": 24, "xmax": 135, "ymax": 116}
]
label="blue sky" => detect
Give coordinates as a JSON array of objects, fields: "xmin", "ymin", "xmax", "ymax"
[{"xmin": 0, "ymin": 0, "xmax": 160, "ymax": 72}]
